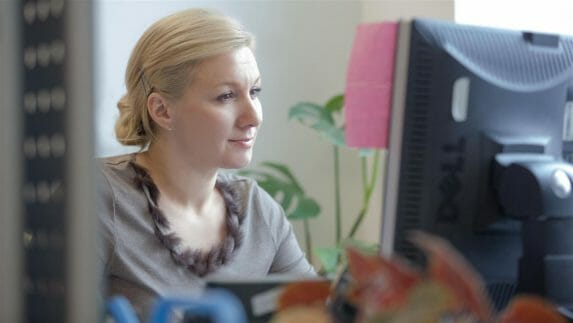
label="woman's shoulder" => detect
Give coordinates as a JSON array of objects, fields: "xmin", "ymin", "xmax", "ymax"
[
  {"xmin": 96, "ymin": 153, "xmax": 139, "ymax": 191},
  {"xmin": 97, "ymin": 153, "xmax": 134, "ymax": 170},
  {"xmin": 97, "ymin": 153, "xmax": 138, "ymax": 179}
]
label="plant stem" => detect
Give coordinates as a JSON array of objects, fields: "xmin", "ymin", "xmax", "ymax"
[
  {"xmin": 368, "ymin": 151, "xmax": 381, "ymax": 195},
  {"xmin": 303, "ymin": 218, "xmax": 313, "ymax": 264},
  {"xmin": 361, "ymin": 155, "xmax": 368, "ymax": 197},
  {"xmin": 348, "ymin": 207, "xmax": 368, "ymax": 240},
  {"xmin": 347, "ymin": 150, "xmax": 381, "ymax": 239},
  {"xmin": 334, "ymin": 145, "xmax": 342, "ymax": 245}
]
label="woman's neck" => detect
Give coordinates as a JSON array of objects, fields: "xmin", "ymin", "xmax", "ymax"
[{"xmin": 136, "ymin": 141, "xmax": 218, "ymax": 214}]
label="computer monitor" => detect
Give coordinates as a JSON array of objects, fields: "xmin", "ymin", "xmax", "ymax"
[{"xmin": 381, "ymin": 18, "xmax": 573, "ymax": 310}]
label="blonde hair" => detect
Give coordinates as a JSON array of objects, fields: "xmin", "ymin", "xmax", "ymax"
[{"xmin": 115, "ymin": 8, "xmax": 255, "ymax": 147}]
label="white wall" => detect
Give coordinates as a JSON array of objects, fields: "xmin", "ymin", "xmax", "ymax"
[
  {"xmin": 456, "ymin": 0, "xmax": 573, "ymax": 35},
  {"xmin": 361, "ymin": 0, "xmax": 454, "ymax": 23}
]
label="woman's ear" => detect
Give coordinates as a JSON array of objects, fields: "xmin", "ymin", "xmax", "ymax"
[{"xmin": 147, "ymin": 92, "xmax": 174, "ymax": 131}]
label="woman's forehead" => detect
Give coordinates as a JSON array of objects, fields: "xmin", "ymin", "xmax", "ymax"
[{"xmin": 192, "ymin": 47, "xmax": 260, "ymax": 87}]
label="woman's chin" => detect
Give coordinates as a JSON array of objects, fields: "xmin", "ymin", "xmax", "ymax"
[{"xmin": 222, "ymin": 156, "xmax": 252, "ymax": 169}]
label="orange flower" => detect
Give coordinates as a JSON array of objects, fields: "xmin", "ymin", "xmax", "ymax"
[
  {"xmin": 346, "ymin": 247, "xmax": 422, "ymax": 311},
  {"xmin": 276, "ymin": 280, "xmax": 331, "ymax": 311},
  {"xmin": 409, "ymin": 231, "xmax": 495, "ymax": 321},
  {"xmin": 498, "ymin": 295, "xmax": 566, "ymax": 323}
]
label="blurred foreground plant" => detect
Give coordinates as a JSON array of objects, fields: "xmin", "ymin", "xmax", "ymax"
[{"xmin": 270, "ymin": 232, "xmax": 567, "ymax": 323}]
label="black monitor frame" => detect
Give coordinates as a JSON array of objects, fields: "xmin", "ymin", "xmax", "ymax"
[{"xmin": 380, "ymin": 18, "xmax": 573, "ymax": 311}]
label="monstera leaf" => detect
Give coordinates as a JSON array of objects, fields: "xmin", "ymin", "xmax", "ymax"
[
  {"xmin": 239, "ymin": 162, "xmax": 320, "ymax": 221},
  {"xmin": 324, "ymin": 94, "xmax": 344, "ymax": 114},
  {"xmin": 288, "ymin": 94, "xmax": 345, "ymax": 147},
  {"xmin": 315, "ymin": 247, "xmax": 342, "ymax": 275}
]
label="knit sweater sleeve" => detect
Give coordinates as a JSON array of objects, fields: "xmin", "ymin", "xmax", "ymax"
[
  {"xmin": 249, "ymin": 182, "xmax": 316, "ymax": 276},
  {"xmin": 270, "ymin": 206, "xmax": 316, "ymax": 276}
]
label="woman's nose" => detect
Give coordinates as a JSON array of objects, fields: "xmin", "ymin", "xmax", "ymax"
[{"xmin": 239, "ymin": 97, "xmax": 262, "ymax": 128}]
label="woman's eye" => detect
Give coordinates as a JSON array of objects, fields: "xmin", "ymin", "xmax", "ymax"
[
  {"xmin": 217, "ymin": 92, "xmax": 234, "ymax": 102},
  {"xmin": 250, "ymin": 87, "xmax": 262, "ymax": 99}
]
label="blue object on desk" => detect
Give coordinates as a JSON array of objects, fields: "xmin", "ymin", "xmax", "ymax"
[
  {"xmin": 150, "ymin": 289, "xmax": 247, "ymax": 323},
  {"xmin": 106, "ymin": 296, "xmax": 140, "ymax": 323}
]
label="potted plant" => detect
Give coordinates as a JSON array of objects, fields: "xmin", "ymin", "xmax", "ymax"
[{"xmin": 240, "ymin": 94, "xmax": 380, "ymax": 275}]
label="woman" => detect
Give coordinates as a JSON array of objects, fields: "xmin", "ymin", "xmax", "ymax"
[{"xmin": 97, "ymin": 8, "xmax": 315, "ymax": 318}]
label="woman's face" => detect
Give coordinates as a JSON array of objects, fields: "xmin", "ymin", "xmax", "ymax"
[{"xmin": 169, "ymin": 46, "xmax": 262, "ymax": 170}]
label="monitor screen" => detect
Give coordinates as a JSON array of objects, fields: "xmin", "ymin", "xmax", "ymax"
[{"xmin": 380, "ymin": 18, "xmax": 573, "ymax": 310}]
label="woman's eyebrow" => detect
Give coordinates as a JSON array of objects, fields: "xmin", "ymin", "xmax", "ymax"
[{"xmin": 215, "ymin": 75, "xmax": 261, "ymax": 88}]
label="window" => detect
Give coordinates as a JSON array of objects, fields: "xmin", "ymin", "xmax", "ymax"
[{"xmin": 456, "ymin": 0, "xmax": 573, "ymax": 36}]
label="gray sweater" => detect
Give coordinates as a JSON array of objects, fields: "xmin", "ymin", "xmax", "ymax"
[{"xmin": 97, "ymin": 154, "xmax": 315, "ymax": 318}]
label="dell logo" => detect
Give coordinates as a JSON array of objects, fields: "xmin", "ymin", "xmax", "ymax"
[{"xmin": 436, "ymin": 137, "xmax": 466, "ymax": 223}]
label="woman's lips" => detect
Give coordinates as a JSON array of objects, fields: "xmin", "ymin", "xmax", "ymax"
[{"xmin": 229, "ymin": 137, "xmax": 255, "ymax": 148}]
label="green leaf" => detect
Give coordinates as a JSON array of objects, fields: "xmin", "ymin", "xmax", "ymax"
[
  {"xmin": 315, "ymin": 247, "xmax": 343, "ymax": 275},
  {"xmin": 247, "ymin": 173, "xmax": 298, "ymax": 210},
  {"xmin": 289, "ymin": 102, "xmax": 335, "ymax": 124},
  {"xmin": 259, "ymin": 161, "xmax": 303, "ymax": 192},
  {"xmin": 238, "ymin": 162, "xmax": 321, "ymax": 222},
  {"xmin": 288, "ymin": 102, "xmax": 345, "ymax": 147},
  {"xmin": 288, "ymin": 197, "xmax": 320, "ymax": 220},
  {"xmin": 323, "ymin": 126, "xmax": 346, "ymax": 147},
  {"xmin": 324, "ymin": 94, "xmax": 344, "ymax": 115}
]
